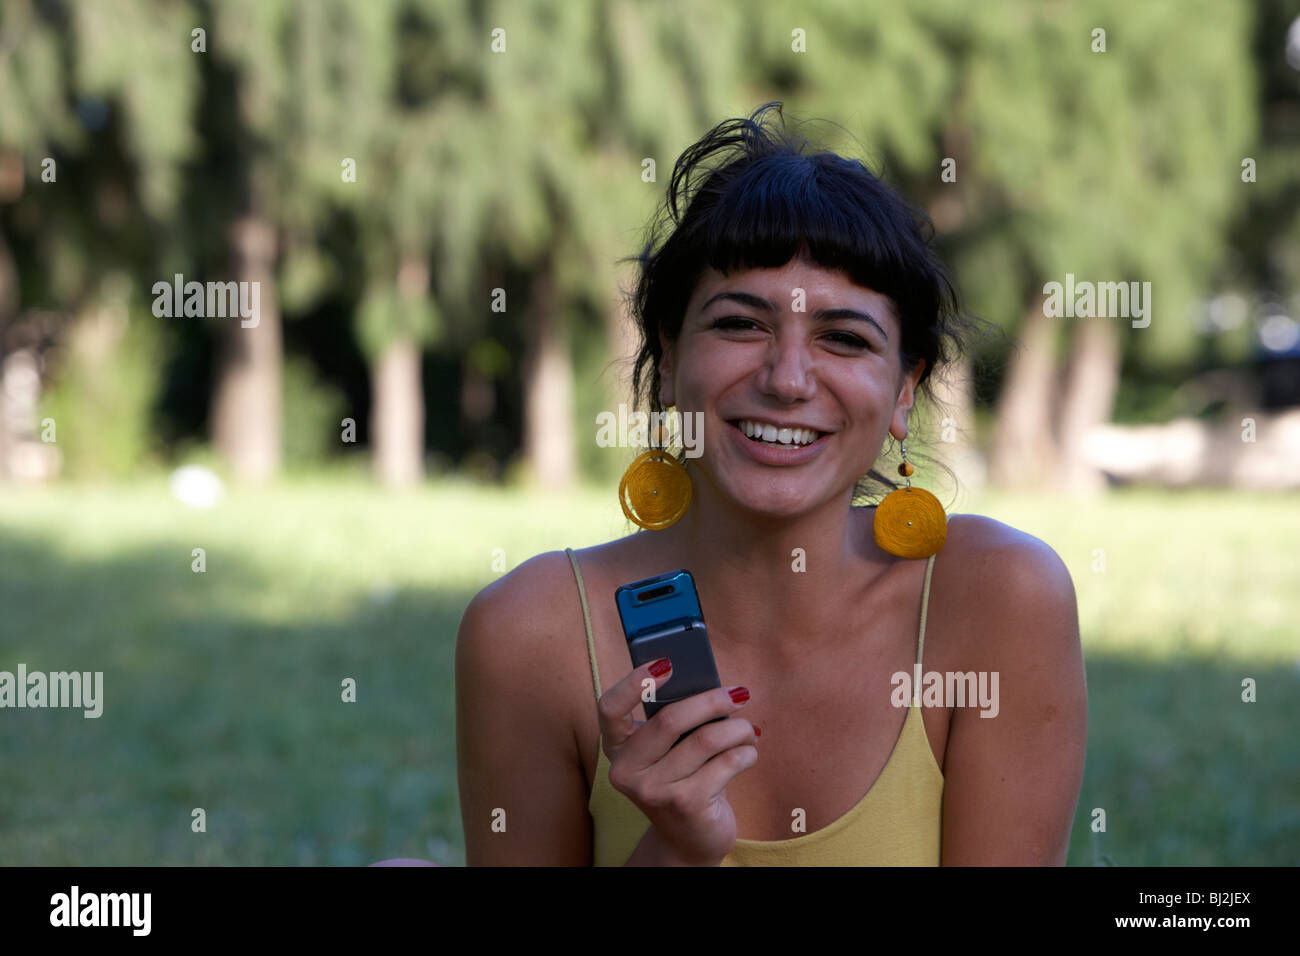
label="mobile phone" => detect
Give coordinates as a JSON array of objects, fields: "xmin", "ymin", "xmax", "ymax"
[{"xmin": 615, "ymin": 568, "xmax": 725, "ymax": 747}]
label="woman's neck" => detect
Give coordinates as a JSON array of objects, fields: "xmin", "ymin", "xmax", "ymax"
[{"xmin": 645, "ymin": 482, "xmax": 897, "ymax": 654}]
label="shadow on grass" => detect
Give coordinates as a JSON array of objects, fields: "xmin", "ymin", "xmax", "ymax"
[
  {"xmin": 1, "ymin": 531, "xmax": 1295, "ymax": 865},
  {"xmin": 0, "ymin": 529, "xmax": 473, "ymax": 866},
  {"xmin": 1070, "ymin": 653, "xmax": 1300, "ymax": 866}
]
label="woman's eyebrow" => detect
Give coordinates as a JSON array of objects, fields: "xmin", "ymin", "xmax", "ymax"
[{"xmin": 701, "ymin": 290, "xmax": 888, "ymax": 341}]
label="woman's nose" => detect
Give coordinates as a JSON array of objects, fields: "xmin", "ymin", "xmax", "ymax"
[{"xmin": 759, "ymin": 340, "xmax": 817, "ymax": 402}]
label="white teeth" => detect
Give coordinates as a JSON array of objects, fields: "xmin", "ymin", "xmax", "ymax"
[{"xmin": 735, "ymin": 420, "xmax": 823, "ymax": 446}]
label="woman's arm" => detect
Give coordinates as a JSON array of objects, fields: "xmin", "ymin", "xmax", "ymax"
[
  {"xmin": 940, "ymin": 531, "xmax": 1088, "ymax": 865},
  {"xmin": 455, "ymin": 554, "xmax": 595, "ymax": 865}
]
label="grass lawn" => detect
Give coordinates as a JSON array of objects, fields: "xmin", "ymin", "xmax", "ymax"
[{"xmin": 1, "ymin": 474, "xmax": 1296, "ymax": 865}]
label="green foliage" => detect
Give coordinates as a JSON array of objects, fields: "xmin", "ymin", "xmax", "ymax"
[
  {"xmin": 355, "ymin": 284, "xmax": 441, "ymax": 359},
  {"xmin": 466, "ymin": 337, "xmax": 511, "ymax": 378},
  {"xmin": 71, "ymin": 0, "xmax": 200, "ymax": 217},
  {"xmin": 948, "ymin": 0, "xmax": 1256, "ymax": 365},
  {"xmin": 278, "ymin": 240, "xmax": 333, "ymax": 314},
  {"xmin": 281, "ymin": 356, "xmax": 349, "ymax": 467},
  {"xmin": 39, "ymin": 307, "xmax": 164, "ymax": 479},
  {"xmin": 0, "ymin": 0, "xmax": 79, "ymax": 148}
]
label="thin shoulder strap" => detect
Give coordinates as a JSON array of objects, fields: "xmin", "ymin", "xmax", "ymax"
[
  {"xmin": 565, "ymin": 548, "xmax": 603, "ymax": 702},
  {"xmin": 916, "ymin": 552, "xmax": 937, "ymax": 670}
]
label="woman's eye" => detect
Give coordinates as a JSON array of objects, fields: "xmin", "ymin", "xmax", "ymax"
[
  {"xmin": 713, "ymin": 316, "xmax": 759, "ymax": 331},
  {"xmin": 711, "ymin": 318, "xmax": 871, "ymax": 350},
  {"xmin": 827, "ymin": 332, "xmax": 870, "ymax": 350}
]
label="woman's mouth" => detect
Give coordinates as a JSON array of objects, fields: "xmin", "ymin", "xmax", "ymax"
[
  {"xmin": 731, "ymin": 419, "xmax": 824, "ymax": 447},
  {"xmin": 724, "ymin": 418, "xmax": 831, "ymax": 466}
]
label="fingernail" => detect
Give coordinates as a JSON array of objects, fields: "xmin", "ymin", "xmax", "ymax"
[
  {"xmin": 728, "ymin": 686, "xmax": 750, "ymax": 704},
  {"xmin": 649, "ymin": 658, "xmax": 672, "ymax": 677}
]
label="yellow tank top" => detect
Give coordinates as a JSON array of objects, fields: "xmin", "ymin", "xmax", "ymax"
[{"xmin": 565, "ymin": 547, "xmax": 945, "ymax": 866}]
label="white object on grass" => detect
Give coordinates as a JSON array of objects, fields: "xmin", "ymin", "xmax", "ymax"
[{"xmin": 170, "ymin": 465, "xmax": 225, "ymax": 509}]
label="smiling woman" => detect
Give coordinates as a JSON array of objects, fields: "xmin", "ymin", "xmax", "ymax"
[
  {"xmin": 455, "ymin": 102, "xmax": 1087, "ymax": 867},
  {"xmin": 627, "ymin": 103, "xmax": 972, "ymax": 484}
]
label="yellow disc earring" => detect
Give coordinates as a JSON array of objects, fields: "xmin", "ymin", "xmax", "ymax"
[
  {"xmin": 873, "ymin": 440, "xmax": 947, "ymax": 559},
  {"xmin": 618, "ymin": 422, "xmax": 692, "ymax": 530}
]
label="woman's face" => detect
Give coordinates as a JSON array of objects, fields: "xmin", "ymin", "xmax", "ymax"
[{"xmin": 659, "ymin": 257, "xmax": 925, "ymax": 518}]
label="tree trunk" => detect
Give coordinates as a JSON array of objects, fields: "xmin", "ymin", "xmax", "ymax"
[
  {"xmin": 211, "ymin": 215, "xmax": 281, "ymax": 484},
  {"xmin": 1057, "ymin": 316, "xmax": 1120, "ymax": 494},
  {"xmin": 371, "ymin": 337, "xmax": 424, "ymax": 487},
  {"xmin": 521, "ymin": 261, "xmax": 576, "ymax": 489},
  {"xmin": 370, "ymin": 255, "xmax": 427, "ymax": 488},
  {"xmin": 989, "ymin": 293, "xmax": 1060, "ymax": 489}
]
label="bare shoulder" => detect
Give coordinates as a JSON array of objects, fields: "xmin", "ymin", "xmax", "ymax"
[
  {"xmin": 936, "ymin": 512, "xmax": 1081, "ymax": 677},
  {"xmin": 943, "ymin": 512, "xmax": 1077, "ymax": 609},
  {"xmin": 945, "ymin": 511, "xmax": 1069, "ymax": 565},
  {"xmin": 461, "ymin": 539, "xmax": 635, "ymax": 616},
  {"xmin": 456, "ymin": 542, "xmax": 638, "ymax": 726},
  {"xmin": 456, "ymin": 548, "xmax": 591, "ymax": 683},
  {"xmin": 461, "ymin": 549, "xmax": 574, "ymax": 628}
]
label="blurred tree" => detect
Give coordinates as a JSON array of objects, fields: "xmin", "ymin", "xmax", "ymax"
[
  {"xmin": 736, "ymin": 1, "xmax": 1255, "ymax": 493},
  {"xmin": 1220, "ymin": 0, "xmax": 1300, "ymax": 384},
  {"xmin": 226, "ymin": 0, "xmax": 427, "ymax": 487},
  {"xmin": 0, "ymin": 0, "xmax": 73, "ymax": 478},
  {"xmin": 577, "ymin": 0, "xmax": 750, "ymax": 483},
  {"xmin": 204, "ymin": 0, "xmax": 426, "ymax": 486},
  {"xmin": 0, "ymin": 0, "xmax": 198, "ymax": 479},
  {"xmin": 202, "ymin": 0, "xmax": 305, "ymax": 485},
  {"xmin": 336, "ymin": 0, "xmax": 445, "ymax": 488},
  {"xmin": 462, "ymin": 0, "xmax": 610, "ymax": 489},
  {"xmin": 302, "ymin": 0, "xmax": 611, "ymax": 488},
  {"xmin": 370, "ymin": 0, "xmax": 750, "ymax": 489},
  {"xmin": 203, "ymin": 0, "xmax": 397, "ymax": 483},
  {"xmin": 931, "ymin": 0, "xmax": 1255, "ymax": 491}
]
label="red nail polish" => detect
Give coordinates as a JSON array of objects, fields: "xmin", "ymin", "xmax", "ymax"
[
  {"xmin": 649, "ymin": 658, "xmax": 672, "ymax": 677},
  {"xmin": 728, "ymin": 687, "xmax": 750, "ymax": 704}
]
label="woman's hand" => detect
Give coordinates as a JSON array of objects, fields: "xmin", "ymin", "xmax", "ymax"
[{"xmin": 597, "ymin": 658, "xmax": 759, "ymax": 866}]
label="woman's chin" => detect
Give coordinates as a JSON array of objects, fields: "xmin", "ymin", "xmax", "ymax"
[{"xmin": 726, "ymin": 487, "xmax": 823, "ymax": 520}]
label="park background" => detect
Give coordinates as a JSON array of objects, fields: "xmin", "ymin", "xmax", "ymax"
[{"xmin": 1, "ymin": 0, "xmax": 1298, "ymax": 866}]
